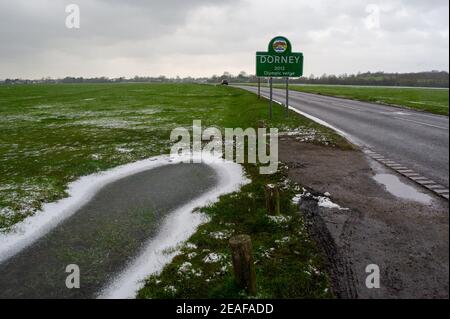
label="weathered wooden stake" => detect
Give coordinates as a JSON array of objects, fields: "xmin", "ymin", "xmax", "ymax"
[
  {"xmin": 229, "ymin": 235, "xmax": 257, "ymax": 296},
  {"xmin": 264, "ymin": 184, "xmax": 280, "ymax": 215}
]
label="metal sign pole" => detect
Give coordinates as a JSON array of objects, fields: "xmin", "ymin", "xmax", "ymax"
[
  {"xmin": 285, "ymin": 77, "xmax": 289, "ymax": 117},
  {"xmin": 258, "ymin": 77, "xmax": 261, "ymax": 99},
  {"xmin": 255, "ymin": 36, "xmax": 304, "ymax": 120},
  {"xmin": 269, "ymin": 77, "xmax": 273, "ymax": 120}
]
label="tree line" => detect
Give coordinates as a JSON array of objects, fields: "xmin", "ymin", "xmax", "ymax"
[{"xmin": 1, "ymin": 71, "xmax": 448, "ymax": 88}]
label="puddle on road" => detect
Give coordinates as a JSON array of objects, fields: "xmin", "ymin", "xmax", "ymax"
[
  {"xmin": 373, "ymin": 173, "xmax": 432, "ymax": 204},
  {"xmin": 0, "ymin": 163, "xmax": 218, "ymax": 299}
]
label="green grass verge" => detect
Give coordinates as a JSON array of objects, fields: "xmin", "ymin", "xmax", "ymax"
[
  {"xmin": 137, "ymin": 162, "xmax": 333, "ymax": 299},
  {"xmin": 0, "ymin": 83, "xmax": 349, "ymax": 298},
  {"xmin": 242, "ymin": 83, "xmax": 449, "ymax": 115},
  {"xmin": 0, "ymin": 83, "xmax": 347, "ymax": 230}
]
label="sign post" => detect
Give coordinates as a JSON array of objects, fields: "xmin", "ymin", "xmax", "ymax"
[
  {"xmin": 257, "ymin": 77, "xmax": 261, "ymax": 99},
  {"xmin": 285, "ymin": 77, "xmax": 289, "ymax": 116},
  {"xmin": 269, "ymin": 77, "xmax": 273, "ymax": 119},
  {"xmin": 256, "ymin": 36, "xmax": 303, "ymax": 118}
]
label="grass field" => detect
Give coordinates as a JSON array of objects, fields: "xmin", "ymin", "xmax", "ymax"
[
  {"xmin": 245, "ymin": 83, "xmax": 449, "ymax": 115},
  {"xmin": 0, "ymin": 83, "xmax": 348, "ymax": 298},
  {"xmin": 137, "ymin": 162, "xmax": 332, "ymax": 299},
  {"xmin": 0, "ymin": 83, "xmax": 347, "ymax": 230}
]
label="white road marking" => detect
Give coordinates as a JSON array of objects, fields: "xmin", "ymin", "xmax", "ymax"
[
  {"xmin": 393, "ymin": 117, "xmax": 449, "ymax": 130},
  {"xmin": 242, "ymin": 87, "xmax": 449, "ymax": 201},
  {"xmin": 330, "ymin": 103, "xmax": 363, "ymax": 112},
  {"xmin": 245, "ymin": 85, "xmax": 447, "ymax": 124},
  {"xmin": 366, "ymin": 151, "xmax": 448, "ymax": 200},
  {"xmin": 427, "ymin": 185, "xmax": 447, "ymax": 190},
  {"xmin": 410, "ymin": 176, "xmax": 428, "ymax": 181},
  {"xmin": 418, "ymin": 180, "xmax": 436, "ymax": 185}
]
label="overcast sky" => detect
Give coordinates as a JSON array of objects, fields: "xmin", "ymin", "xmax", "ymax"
[{"xmin": 0, "ymin": 0, "xmax": 448, "ymax": 79}]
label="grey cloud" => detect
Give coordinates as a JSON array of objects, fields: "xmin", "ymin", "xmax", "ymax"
[{"xmin": 0, "ymin": 0, "xmax": 448, "ymax": 78}]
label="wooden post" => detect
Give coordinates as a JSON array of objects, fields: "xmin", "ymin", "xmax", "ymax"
[
  {"xmin": 264, "ymin": 184, "xmax": 280, "ymax": 215},
  {"xmin": 229, "ymin": 235, "xmax": 257, "ymax": 296}
]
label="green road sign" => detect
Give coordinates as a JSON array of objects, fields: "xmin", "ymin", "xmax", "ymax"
[{"xmin": 256, "ymin": 36, "xmax": 303, "ymax": 77}]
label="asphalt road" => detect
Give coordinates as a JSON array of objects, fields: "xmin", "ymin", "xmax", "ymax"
[{"xmin": 236, "ymin": 85, "xmax": 449, "ymax": 188}]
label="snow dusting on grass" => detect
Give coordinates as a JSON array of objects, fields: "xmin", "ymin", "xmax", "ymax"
[
  {"xmin": 137, "ymin": 163, "xmax": 333, "ymax": 299},
  {"xmin": 292, "ymin": 194, "xmax": 303, "ymax": 204},
  {"xmin": 185, "ymin": 242, "xmax": 197, "ymax": 250},
  {"xmin": 279, "ymin": 127, "xmax": 334, "ymax": 146},
  {"xmin": 202, "ymin": 252, "xmax": 226, "ymax": 264},
  {"xmin": 1, "ymin": 83, "xmax": 340, "ymax": 299},
  {"xmin": 1, "ymin": 83, "xmax": 346, "ymax": 231},
  {"xmin": 208, "ymin": 230, "xmax": 233, "ymax": 240},
  {"xmin": 275, "ymin": 236, "xmax": 291, "ymax": 245},
  {"xmin": 267, "ymin": 215, "xmax": 292, "ymax": 224}
]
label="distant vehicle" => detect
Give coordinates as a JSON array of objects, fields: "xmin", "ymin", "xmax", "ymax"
[{"xmin": 221, "ymin": 79, "xmax": 229, "ymax": 85}]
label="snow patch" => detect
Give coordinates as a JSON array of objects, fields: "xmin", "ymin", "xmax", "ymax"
[
  {"xmin": 267, "ymin": 215, "xmax": 291, "ymax": 223},
  {"xmin": 317, "ymin": 196, "xmax": 348, "ymax": 210},
  {"xmin": 0, "ymin": 207, "xmax": 15, "ymax": 218},
  {"xmin": 203, "ymin": 253, "xmax": 225, "ymax": 264},
  {"xmin": 164, "ymin": 285, "xmax": 177, "ymax": 294},
  {"xmin": 187, "ymin": 252, "xmax": 197, "ymax": 259},
  {"xmin": 294, "ymin": 188, "xmax": 349, "ymax": 211},
  {"xmin": 178, "ymin": 262, "xmax": 193, "ymax": 274},
  {"xmin": 185, "ymin": 242, "xmax": 197, "ymax": 250},
  {"xmin": 97, "ymin": 153, "xmax": 249, "ymax": 298},
  {"xmin": 292, "ymin": 194, "xmax": 303, "ymax": 204},
  {"xmin": 76, "ymin": 119, "xmax": 140, "ymax": 129},
  {"xmin": 178, "ymin": 262, "xmax": 202, "ymax": 277},
  {"xmin": 275, "ymin": 236, "xmax": 290, "ymax": 244},
  {"xmin": 209, "ymin": 230, "xmax": 233, "ymax": 240},
  {"xmin": 115, "ymin": 147, "xmax": 133, "ymax": 154}
]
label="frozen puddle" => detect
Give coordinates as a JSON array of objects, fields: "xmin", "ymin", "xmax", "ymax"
[
  {"xmin": 0, "ymin": 154, "xmax": 248, "ymax": 299},
  {"xmin": 373, "ymin": 173, "xmax": 432, "ymax": 204}
]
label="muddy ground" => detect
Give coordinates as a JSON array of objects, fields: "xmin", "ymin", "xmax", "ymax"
[{"xmin": 279, "ymin": 138, "xmax": 449, "ymax": 299}]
